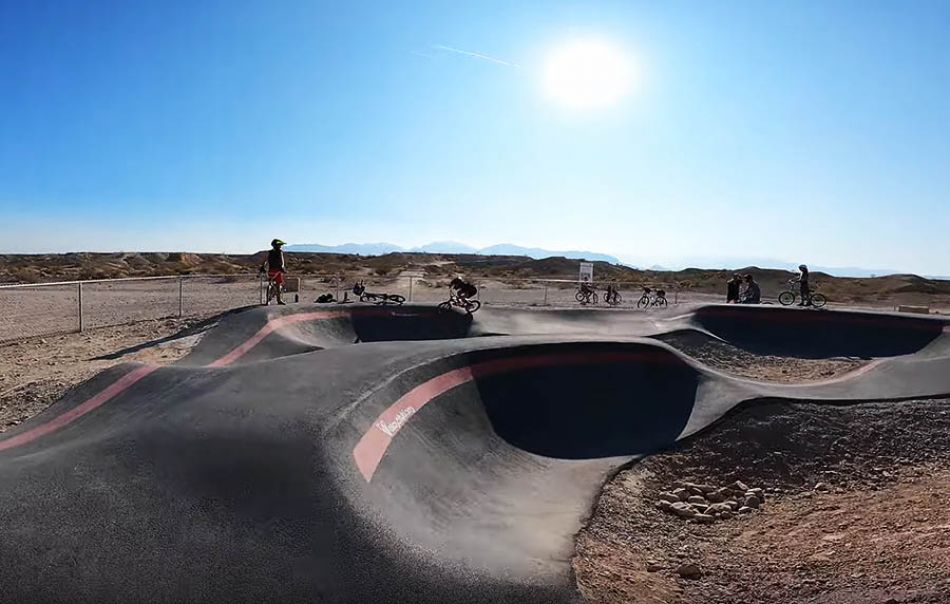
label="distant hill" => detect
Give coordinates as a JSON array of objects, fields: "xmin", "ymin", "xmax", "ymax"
[
  {"xmin": 1, "ymin": 252, "xmax": 948, "ymax": 309},
  {"xmin": 286, "ymin": 242, "xmax": 621, "ymax": 264}
]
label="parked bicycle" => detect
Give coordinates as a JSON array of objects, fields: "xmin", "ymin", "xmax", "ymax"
[
  {"xmin": 438, "ymin": 292, "xmax": 482, "ymax": 314},
  {"xmin": 352, "ymin": 281, "xmax": 406, "ymax": 305},
  {"xmin": 575, "ymin": 283, "xmax": 599, "ymax": 305},
  {"xmin": 777, "ymin": 281, "xmax": 826, "ymax": 308},
  {"xmin": 637, "ymin": 287, "xmax": 668, "ymax": 309}
]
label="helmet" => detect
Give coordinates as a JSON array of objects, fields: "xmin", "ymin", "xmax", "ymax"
[
  {"xmin": 272, "ymin": 239, "xmax": 286, "ymax": 247},
  {"xmin": 799, "ymin": 264, "xmax": 807, "ymax": 270}
]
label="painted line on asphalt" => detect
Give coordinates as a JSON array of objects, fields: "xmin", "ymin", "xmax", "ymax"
[
  {"xmin": 0, "ymin": 365, "xmax": 159, "ymax": 452},
  {"xmin": 209, "ymin": 307, "xmax": 449, "ymax": 367},
  {"xmin": 352, "ymin": 350, "xmax": 674, "ymax": 482},
  {"xmin": 0, "ymin": 307, "xmax": 449, "ymax": 453}
]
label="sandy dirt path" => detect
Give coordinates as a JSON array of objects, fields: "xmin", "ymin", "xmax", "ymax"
[{"xmin": 0, "ymin": 317, "xmax": 213, "ymax": 431}]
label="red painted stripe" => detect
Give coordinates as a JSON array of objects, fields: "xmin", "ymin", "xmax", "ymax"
[
  {"xmin": 209, "ymin": 307, "xmax": 445, "ymax": 367},
  {"xmin": 0, "ymin": 307, "xmax": 441, "ymax": 453},
  {"xmin": 209, "ymin": 310, "xmax": 346, "ymax": 367},
  {"xmin": 352, "ymin": 350, "xmax": 672, "ymax": 482},
  {"xmin": 0, "ymin": 365, "xmax": 158, "ymax": 452}
]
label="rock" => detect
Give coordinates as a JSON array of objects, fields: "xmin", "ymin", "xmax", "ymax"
[
  {"xmin": 724, "ymin": 500, "xmax": 739, "ymax": 510},
  {"xmin": 720, "ymin": 511, "xmax": 734, "ymax": 520},
  {"xmin": 672, "ymin": 488, "xmax": 689, "ymax": 501},
  {"xmin": 706, "ymin": 490, "xmax": 725, "ymax": 503},
  {"xmin": 646, "ymin": 561, "xmax": 662, "ymax": 572},
  {"xmin": 676, "ymin": 563, "xmax": 703, "ymax": 579},
  {"xmin": 731, "ymin": 480, "xmax": 750, "ymax": 492},
  {"xmin": 671, "ymin": 502, "xmax": 697, "ymax": 518},
  {"xmin": 707, "ymin": 503, "xmax": 732, "ymax": 514},
  {"xmin": 656, "ymin": 500, "xmax": 672, "ymax": 511},
  {"xmin": 743, "ymin": 495, "xmax": 761, "ymax": 509},
  {"xmin": 694, "ymin": 514, "xmax": 715, "ymax": 524},
  {"xmin": 749, "ymin": 488, "xmax": 765, "ymax": 499},
  {"xmin": 738, "ymin": 506, "xmax": 754, "ymax": 514},
  {"xmin": 687, "ymin": 495, "xmax": 707, "ymax": 505},
  {"xmin": 814, "ymin": 483, "xmax": 831, "ymax": 492},
  {"xmin": 659, "ymin": 491, "xmax": 681, "ymax": 504}
]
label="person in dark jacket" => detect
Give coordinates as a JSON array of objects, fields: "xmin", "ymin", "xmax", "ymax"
[
  {"xmin": 726, "ymin": 273, "xmax": 741, "ymax": 303},
  {"xmin": 740, "ymin": 274, "xmax": 761, "ymax": 304}
]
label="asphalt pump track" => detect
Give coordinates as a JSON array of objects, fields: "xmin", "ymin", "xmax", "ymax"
[{"xmin": 1, "ymin": 303, "xmax": 948, "ymax": 603}]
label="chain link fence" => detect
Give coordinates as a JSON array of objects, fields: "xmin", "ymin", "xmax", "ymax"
[{"xmin": 0, "ymin": 274, "xmax": 687, "ymax": 343}]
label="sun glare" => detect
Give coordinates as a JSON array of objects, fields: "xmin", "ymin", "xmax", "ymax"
[{"xmin": 542, "ymin": 39, "xmax": 634, "ymax": 109}]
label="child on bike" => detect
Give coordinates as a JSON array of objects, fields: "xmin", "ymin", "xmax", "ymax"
[
  {"xmin": 259, "ymin": 238, "xmax": 287, "ymax": 305},
  {"xmin": 450, "ymin": 277, "xmax": 478, "ymax": 301},
  {"xmin": 792, "ymin": 264, "xmax": 811, "ymax": 306}
]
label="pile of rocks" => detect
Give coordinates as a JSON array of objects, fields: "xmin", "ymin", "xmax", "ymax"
[{"xmin": 655, "ymin": 480, "xmax": 766, "ymax": 523}]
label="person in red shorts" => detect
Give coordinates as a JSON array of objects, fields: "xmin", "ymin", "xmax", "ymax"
[{"xmin": 259, "ymin": 238, "xmax": 287, "ymax": 305}]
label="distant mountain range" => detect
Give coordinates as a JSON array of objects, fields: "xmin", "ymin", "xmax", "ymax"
[
  {"xmin": 284, "ymin": 242, "xmax": 946, "ymax": 279},
  {"xmin": 285, "ymin": 242, "xmax": 621, "ymax": 264}
]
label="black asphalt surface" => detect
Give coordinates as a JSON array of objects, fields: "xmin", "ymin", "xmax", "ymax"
[{"xmin": 1, "ymin": 303, "xmax": 948, "ymax": 603}]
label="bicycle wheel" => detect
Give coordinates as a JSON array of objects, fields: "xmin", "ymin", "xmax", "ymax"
[
  {"xmin": 778, "ymin": 291, "xmax": 796, "ymax": 306},
  {"xmin": 438, "ymin": 301, "xmax": 453, "ymax": 312},
  {"xmin": 466, "ymin": 300, "xmax": 482, "ymax": 313},
  {"xmin": 637, "ymin": 296, "xmax": 649, "ymax": 309},
  {"xmin": 591, "ymin": 292, "xmax": 598, "ymax": 305},
  {"xmin": 810, "ymin": 293, "xmax": 827, "ymax": 308},
  {"xmin": 654, "ymin": 297, "xmax": 668, "ymax": 308},
  {"xmin": 614, "ymin": 293, "xmax": 622, "ymax": 305},
  {"xmin": 360, "ymin": 293, "xmax": 372, "ymax": 303},
  {"xmin": 389, "ymin": 295, "xmax": 406, "ymax": 305},
  {"xmin": 575, "ymin": 291, "xmax": 586, "ymax": 303}
]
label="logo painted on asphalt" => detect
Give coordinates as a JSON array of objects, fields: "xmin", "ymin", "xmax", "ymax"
[{"xmin": 375, "ymin": 406, "xmax": 417, "ymax": 437}]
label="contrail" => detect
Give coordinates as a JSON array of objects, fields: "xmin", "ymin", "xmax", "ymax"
[{"xmin": 432, "ymin": 44, "xmax": 517, "ymax": 67}]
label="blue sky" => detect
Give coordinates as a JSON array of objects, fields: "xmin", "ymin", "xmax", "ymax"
[{"xmin": 1, "ymin": 0, "xmax": 949, "ymax": 274}]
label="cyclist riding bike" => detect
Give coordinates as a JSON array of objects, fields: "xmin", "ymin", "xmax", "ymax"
[
  {"xmin": 604, "ymin": 281, "xmax": 620, "ymax": 305},
  {"xmin": 450, "ymin": 277, "xmax": 478, "ymax": 301},
  {"xmin": 259, "ymin": 238, "xmax": 287, "ymax": 305}
]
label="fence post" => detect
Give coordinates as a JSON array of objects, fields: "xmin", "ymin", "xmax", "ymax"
[
  {"xmin": 178, "ymin": 278, "xmax": 184, "ymax": 317},
  {"xmin": 674, "ymin": 285, "xmax": 678, "ymax": 305},
  {"xmin": 77, "ymin": 282, "xmax": 83, "ymax": 332},
  {"xmin": 408, "ymin": 277, "xmax": 413, "ymax": 302},
  {"xmin": 543, "ymin": 284, "xmax": 548, "ymax": 306}
]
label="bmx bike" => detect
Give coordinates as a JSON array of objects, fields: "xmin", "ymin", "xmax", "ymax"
[
  {"xmin": 575, "ymin": 286, "xmax": 598, "ymax": 305},
  {"xmin": 777, "ymin": 282, "xmax": 826, "ymax": 308},
  {"xmin": 352, "ymin": 281, "xmax": 406, "ymax": 306},
  {"xmin": 637, "ymin": 287, "xmax": 668, "ymax": 309},
  {"xmin": 261, "ymin": 271, "xmax": 286, "ymax": 305},
  {"xmin": 438, "ymin": 293, "xmax": 481, "ymax": 314},
  {"xmin": 604, "ymin": 288, "xmax": 622, "ymax": 306}
]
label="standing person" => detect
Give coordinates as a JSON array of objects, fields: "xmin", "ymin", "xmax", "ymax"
[
  {"xmin": 740, "ymin": 274, "xmax": 761, "ymax": 304},
  {"xmin": 259, "ymin": 238, "xmax": 287, "ymax": 305},
  {"xmin": 793, "ymin": 264, "xmax": 811, "ymax": 306},
  {"xmin": 726, "ymin": 273, "xmax": 741, "ymax": 303}
]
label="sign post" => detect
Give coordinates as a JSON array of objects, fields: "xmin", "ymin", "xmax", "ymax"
[{"xmin": 578, "ymin": 262, "xmax": 594, "ymax": 284}]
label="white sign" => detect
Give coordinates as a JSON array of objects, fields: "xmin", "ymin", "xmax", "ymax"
[{"xmin": 579, "ymin": 262, "xmax": 594, "ymax": 283}]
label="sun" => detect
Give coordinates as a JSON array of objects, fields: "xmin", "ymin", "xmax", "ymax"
[{"xmin": 542, "ymin": 39, "xmax": 634, "ymax": 109}]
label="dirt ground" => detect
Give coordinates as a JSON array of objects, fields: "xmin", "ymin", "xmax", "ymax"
[
  {"xmin": 656, "ymin": 331, "xmax": 868, "ymax": 383},
  {"xmin": 574, "ymin": 399, "xmax": 950, "ymax": 604},
  {"xmin": 0, "ymin": 317, "xmax": 212, "ymax": 431}
]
